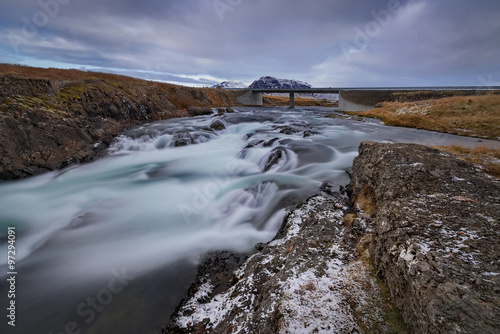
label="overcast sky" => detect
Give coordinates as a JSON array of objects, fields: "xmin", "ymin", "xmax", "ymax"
[{"xmin": 1, "ymin": 0, "xmax": 499, "ymax": 87}]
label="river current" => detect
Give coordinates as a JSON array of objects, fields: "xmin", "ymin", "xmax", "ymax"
[{"xmin": 0, "ymin": 107, "xmax": 494, "ymax": 333}]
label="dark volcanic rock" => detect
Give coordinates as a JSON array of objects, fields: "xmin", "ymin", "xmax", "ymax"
[
  {"xmin": 171, "ymin": 131, "xmax": 211, "ymax": 147},
  {"xmin": 320, "ymin": 182, "xmax": 336, "ymax": 196},
  {"xmin": 172, "ymin": 131, "xmax": 194, "ymax": 147},
  {"xmin": 263, "ymin": 137, "xmax": 279, "ymax": 147},
  {"xmin": 302, "ymin": 130, "xmax": 320, "ymax": 137},
  {"xmin": 214, "ymin": 107, "xmax": 234, "ymax": 115},
  {"xmin": 273, "ymin": 124, "xmax": 304, "ymax": 135},
  {"xmin": 277, "ymin": 125, "xmax": 295, "ymax": 135},
  {"xmin": 272, "ymin": 124, "xmax": 318, "ymax": 138},
  {"xmin": 209, "ymin": 119, "xmax": 226, "ymax": 131},
  {"xmin": 1, "ymin": 74, "xmax": 58, "ymax": 97},
  {"xmin": 164, "ymin": 195, "xmax": 402, "ymax": 333},
  {"xmin": 238, "ymin": 138, "xmax": 279, "ymax": 159},
  {"xmin": 187, "ymin": 106, "xmax": 213, "ymax": 117},
  {"xmin": 348, "ymin": 141, "xmax": 500, "ymax": 334},
  {"xmin": 261, "ymin": 146, "xmax": 287, "ymax": 172}
]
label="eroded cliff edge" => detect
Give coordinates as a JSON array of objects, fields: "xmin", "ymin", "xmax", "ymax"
[
  {"xmin": 0, "ymin": 72, "xmax": 237, "ymax": 180},
  {"xmin": 165, "ymin": 142, "xmax": 499, "ymax": 334},
  {"xmin": 349, "ymin": 142, "xmax": 500, "ymax": 333}
]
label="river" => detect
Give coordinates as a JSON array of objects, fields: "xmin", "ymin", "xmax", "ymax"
[{"xmin": 0, "ymin": 106, "xmax": 495, "ymax": 334}]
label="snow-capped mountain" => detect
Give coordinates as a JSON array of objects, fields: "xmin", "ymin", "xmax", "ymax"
[
  {"xmin": 212, "ymin": 81, "xmax": 247, "ymax": 89},
  {"xmin": 214, "ymin": 76, "xmax": 338, "ymax": 100},
  {"xmin": 248, "ymin": 76, "xmax": 332, "ymax": 99},
  {"xmin": 248, "ymin": 76, "xmax": 313, "ymax": 90},
  {"xmin": 213, "ymin": 76, "xmax": 313, "ymax": 90}
]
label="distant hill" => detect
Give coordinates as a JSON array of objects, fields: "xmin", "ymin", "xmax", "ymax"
[
  {"xmin": 214, "ymin": 76, "xmax": 338, "ymax": 100},
  {"xmin": 213, "ymin": 76, "xmax": 314, "ymax": 90},
  {"xmin": 248, "ymin": 76, "xmax": 312, "ymax": 90},
  {"xmin": 249, "ymin": 76, "xmax": 329, "ymax": 99}
]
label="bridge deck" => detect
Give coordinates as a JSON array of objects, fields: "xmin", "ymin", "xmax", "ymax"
[
  {"xmin": 230, "ymin": 86, "xmax": 500, "ymax": 93},
  {"xmin": 229, "ymin": 86, "xmax": 500, "ymax": 109}
]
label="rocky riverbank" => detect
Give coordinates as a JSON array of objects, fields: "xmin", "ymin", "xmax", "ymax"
[
  {"xmin": 164, "ymin": 142, "xmax": 499, "ymax": 334},
  {"xmin": 163, "ymin": 193, "xmax": 405, "ymax": 333},
  {"xmin": 349, "ymin": 142, "xmax": 500, "ymax": 333},
  {"xmin": 0, "ymin": 68, "xmax": 237, "ymax": 180}
]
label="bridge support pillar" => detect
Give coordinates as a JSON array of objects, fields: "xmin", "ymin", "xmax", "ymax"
[
  {"xmin": 289, "ymin": 93, "xmax": 295, "ymax": 108},
  {"xmin": 338, "ymin": 90, "xmax": 376, "ymax": 112},
  {"xmin": 236, "ymin": 90, "xmax": 263, "ymax": 106}
]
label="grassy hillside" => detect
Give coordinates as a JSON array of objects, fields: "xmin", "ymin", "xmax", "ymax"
[
  {"xmin": 0, "ymin": 63, "xmax": 237, "ymax": 109},
  {"xmin": 347, "ymin": 94, "xmax": 500, "ymax": 140}
]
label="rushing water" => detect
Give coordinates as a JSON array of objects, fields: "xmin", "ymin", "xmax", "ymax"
[{"xmin": 0, "ymin": 107, "xmax": 495, "ymax": 334}]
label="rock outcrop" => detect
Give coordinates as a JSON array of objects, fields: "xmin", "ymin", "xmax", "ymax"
[
  {"xmin": 0, "ymin": 71, "xmax": 237, "ymax": 181},
  {"xmin": 164, "ymin": 194, "xmax": 406, "ymax": 334},
  {"xmin": 348, "ymin": 142, "xmax": 500, "ymax": 334}
]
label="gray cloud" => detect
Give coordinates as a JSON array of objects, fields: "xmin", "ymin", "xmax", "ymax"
[{"xmin": 0, "ymin": 0, "xmax": 499, "ymax": 87}]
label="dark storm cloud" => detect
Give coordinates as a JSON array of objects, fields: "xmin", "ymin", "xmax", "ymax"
[{"xmin": 0, "ymin": 0, "xmax": 499, "ymax": 86}]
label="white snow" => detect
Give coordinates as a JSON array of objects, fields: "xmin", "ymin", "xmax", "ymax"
[
  {"xmin": 476, "ymin": 213, "xmax": 497, "ymax": 223},
  {"xmin": 278, "ymin": 247, "xmax": 356, "ymax": 333},
  {"xmin": 212, "ymin": 81, "xmax": 247, "ymax": 89},
  {"xmin": 394, "ymin": 104, "xmax": 430, "ymax": 116},
  {"xmin": 176, "ymin": 276, "xmax": 254, "ymax": 330},
  {"xmin": 418, "ymin": 241, "xmax": 432, "ymax": 255}
]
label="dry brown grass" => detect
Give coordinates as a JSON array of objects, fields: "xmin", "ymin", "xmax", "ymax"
[
  {"xmin": 0, "ymin": 63, "xmax": 201, "ymax": 95},
  {"xmin": 263, "ymin": 95, "xmax": 337, "ymax": 107},
  {"xmin": 348, "ymin": 95, "xmax": 500, "ymax": 140},
  {"xmin": 0, "ymin": 63, "xmax": 150, "ymax": 84},
  {"xmin": 342, "ymin": 213, "xmax": 358, "ymax": 229},
  {"xmin": 0, "ymin": 63, "xmax": 238, "ymax": 110},
  {"xmin": 436, "ymin": 145, "xmax": 500, "ymax": 178},
  {"xmin": 301, "ymin": 282, "xmax": 317, "ymax": 292},
  {"xmin": 354, "ymin": 185, "xmax": 377, "ymax": 218}
]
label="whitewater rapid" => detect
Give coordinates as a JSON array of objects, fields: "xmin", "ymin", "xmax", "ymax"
[{"xmin": 0, "ymin": 107, "xmax": 491, "ymax": 333}]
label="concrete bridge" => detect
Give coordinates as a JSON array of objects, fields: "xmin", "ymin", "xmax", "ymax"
[{"xmin": 230, "ymin": 87, "xmax": 500, "ymax": 111}]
